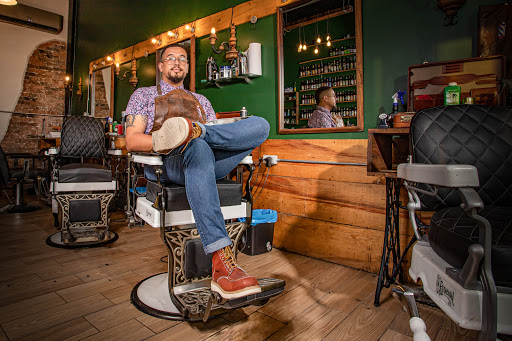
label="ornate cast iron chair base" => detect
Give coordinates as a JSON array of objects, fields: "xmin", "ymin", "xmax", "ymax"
[{"xmin": 128, "ymin": 153, "xmax": 285, "ymax": 321}]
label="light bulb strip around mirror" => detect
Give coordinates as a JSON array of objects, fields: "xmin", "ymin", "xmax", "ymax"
[{"xmin": 88, "ymin": 0, "xmax": 305, "ymax": 75}]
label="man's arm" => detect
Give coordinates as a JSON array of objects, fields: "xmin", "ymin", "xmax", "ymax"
[{"xmin": 125, "ymin": 114, "xmax": 153, "ymax": 152}]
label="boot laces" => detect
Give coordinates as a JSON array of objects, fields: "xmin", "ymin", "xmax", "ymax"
[
  {"xmin": 180, "ymin": 123, "xmax": 202, "ymax": 153},
  {"xmin": 221, "ymin": 246, "xmax": 238, "ymax": 272}
]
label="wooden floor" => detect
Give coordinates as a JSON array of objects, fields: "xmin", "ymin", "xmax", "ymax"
[{"xmin": 0, "ymin": 196, "xmax": 481, "ymax": 341}]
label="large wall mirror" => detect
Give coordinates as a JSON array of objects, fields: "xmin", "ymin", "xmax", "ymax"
[
  {"xmin": 278, "ymin": 0, "xmax": 363, "ymax": 134},
  {"xmin": 91, "ymin": 66, "xmax": 114, "ymax": 118}
]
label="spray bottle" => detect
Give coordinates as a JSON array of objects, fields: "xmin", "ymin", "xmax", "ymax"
[
  {"xmin": 206, "ymin": 57, "xmax": 218, "ymax": 82},
  {"xmin": 389, "ymin": 91, "xmax": 406, "ymax": 127}
]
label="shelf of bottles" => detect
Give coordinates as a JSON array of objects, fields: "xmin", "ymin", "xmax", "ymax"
[
  {"xmin": 296, "ymin": 39, "xmax": 358, "ymax": 126},
  {"xmin": 284, "ymin": 91, "xmax": 298, "ymax": 125},
  {"xmin": 300, "ymin": 107, "xmax": 357, "ymax": 121},
  {"xmin": 294, "ymin": 36, "xmax": 357, "ymax": 125}
]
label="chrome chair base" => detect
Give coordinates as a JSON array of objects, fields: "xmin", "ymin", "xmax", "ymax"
[{"xmin": 45, "ymin": 230, "xmax": 118, "ymax": 249}]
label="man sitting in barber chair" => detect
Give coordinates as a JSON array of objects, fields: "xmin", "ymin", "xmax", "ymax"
[{"xmin": 124, "ymin": 44, "xmax": 270, "ymax": 300}]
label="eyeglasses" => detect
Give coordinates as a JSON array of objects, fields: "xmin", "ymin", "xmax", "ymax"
[{"xmin": 162, "ymin": 55, "xmax": 188, "ymax": 65}]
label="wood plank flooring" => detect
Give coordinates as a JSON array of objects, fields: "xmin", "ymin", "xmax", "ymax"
[{"xmin": 0, "ymin": 196, "xmax": 481, "ymax": 340}]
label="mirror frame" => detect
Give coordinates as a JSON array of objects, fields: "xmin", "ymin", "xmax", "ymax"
[
  {"xmin": 156, "ymin": 36, "xmax": 196, "ymax": 92},
  {"xmin": 90, "ymin": 65, "xmax": 114, "ymax": 118},
  {"xmin": 277, "ymin": 0, "xmax": 364, "ymax": 134}
]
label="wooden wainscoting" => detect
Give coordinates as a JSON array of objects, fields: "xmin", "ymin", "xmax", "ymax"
[{"xmin": 252, "ymin": 139, "xmax": 414, "ymax": 274}]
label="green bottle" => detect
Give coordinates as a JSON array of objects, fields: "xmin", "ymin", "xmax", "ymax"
[{"xmin": 444, "ymin": 82, "xmax": 461, "ymax": 105}]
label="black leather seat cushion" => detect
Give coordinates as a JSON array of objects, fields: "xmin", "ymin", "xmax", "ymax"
[
  {"xmin": 58, "ymin": 163, "xmax": 112, "ymax": 183},
  {"xmin": 10, "ymin": 169, "xmax": 46, "ymax": 181},
  {"xmin": 429, "ymin": 206, "xmax": 512, "ymax": 287},
  {"xmin": 146, "ymin": 179, "xmax": 242, "ymax": 212}
]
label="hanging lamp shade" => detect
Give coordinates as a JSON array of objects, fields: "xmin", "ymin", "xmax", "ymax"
[{"xmin": 0, "ymin": 0, "xmax": 17, "ymax": 5}]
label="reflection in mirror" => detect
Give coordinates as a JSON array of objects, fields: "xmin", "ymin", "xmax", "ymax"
[
  {"xmin": 91, "ymin": 66, "xmax": 113, "ymax": 118},
  {"xmin": 156, "ymin": 37, "xmax": 195, "ymax": 92},
  {"xmin": 278, "ymin": 0, "xmax": 363, "ymax": 134}
]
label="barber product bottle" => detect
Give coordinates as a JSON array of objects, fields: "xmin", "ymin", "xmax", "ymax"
[{"xmin": 444, "ymin": 82, "xmax": 461, "ymax": 105}]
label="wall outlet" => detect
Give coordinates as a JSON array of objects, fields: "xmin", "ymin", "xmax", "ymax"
[{"xmin": 262, "ymin": 155, "xmax": 278, "ymax": 167}]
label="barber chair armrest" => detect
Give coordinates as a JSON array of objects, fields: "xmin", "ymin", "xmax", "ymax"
[
  {"xmin": 397, "ymin": 164, "xmax": 479, "ymax": 188},
  {"xmin": 131, "ymin": 153, "xmax": 163, "ymax": 166},
  {"xmin": 398, "ymin": 164, "xmax": 480, "ymax": 242}
]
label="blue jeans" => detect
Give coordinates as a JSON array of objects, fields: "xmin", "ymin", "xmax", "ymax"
[{"xmin": 145, "ymin": 116, "xmax": 270, "ymax": 254}]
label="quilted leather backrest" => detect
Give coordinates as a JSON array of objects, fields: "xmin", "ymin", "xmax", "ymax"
[
  {"xmin": 411, "ymin": 105, "xmax": 512, "ymax": 210},
  {"xmin": 0, "ymin": 146, "xmax": 10, "ymax": 186},
  {"xmin": 60, "ymin": 116, "xmax": 106, "ymax": 158}
]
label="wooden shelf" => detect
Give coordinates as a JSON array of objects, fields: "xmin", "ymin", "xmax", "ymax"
[
  {"xmin": 367, "ymin": 128, "xmax": 410, "ymax": 177},
  {"xmin": 300, "ymin": 84, "xmax": 356, "ymax": 92},
  {"xmin": 299, "ymin": 68, "xmax": 356, "ymax": 79},
  {"xmin": 205, "ymin": 75, "xmax": 260, "ymax": 88},
  {"xmin": 299, "ymin": 52, "xmax": 356, "ymax": 65},
  {"xmin": 300, "ymin": 100, "xmax": 356, "ymax": 106}
]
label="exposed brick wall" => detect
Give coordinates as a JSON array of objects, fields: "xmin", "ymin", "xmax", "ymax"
[
  {"xmin": 93, "ymin": 70, "xmax": 110, "ymax": 118},
  {"xmin": 1, "ymin": 40, "xmax": 66, "ymax": 156}
]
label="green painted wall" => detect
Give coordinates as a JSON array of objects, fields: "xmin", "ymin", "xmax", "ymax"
[{"xmin": 72, "ymin": 0, "xmax": 502, "ymax": 139}]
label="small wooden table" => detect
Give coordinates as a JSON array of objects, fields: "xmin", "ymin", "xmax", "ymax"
[{"xmin": 367, "ymin": 128, "xmax": 413, "ymax": 307}]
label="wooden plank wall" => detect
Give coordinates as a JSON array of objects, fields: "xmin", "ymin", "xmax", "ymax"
[{"xmin": 252, "ymin": 139, "xmax": 415, "ymax": 274}]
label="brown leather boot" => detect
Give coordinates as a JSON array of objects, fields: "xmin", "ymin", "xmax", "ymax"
[
  {"xmin": 151, "ymin": 117, "xmax": 202, "ymax": 154},
  {"xmin": 211, "ymin": 246, "xmax": 261, "ymax": 299}
]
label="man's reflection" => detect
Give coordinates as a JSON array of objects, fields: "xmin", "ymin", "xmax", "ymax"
[{"xmin": 306, "ymin": 86, "xmax": 344, "ymax": 128}]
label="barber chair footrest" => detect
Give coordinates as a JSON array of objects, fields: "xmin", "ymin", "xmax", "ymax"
[{"xmin": 131, "ymin": 273, "xmax": 285, "ymax": 321}]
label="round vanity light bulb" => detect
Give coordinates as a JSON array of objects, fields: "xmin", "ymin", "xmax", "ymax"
[
  {"xmin": 303, "ymin": 44, "xmax": 307, "ymax": 50},
  {"xmin": 327, "ymin": 41, "xmax": 331, "ymax": 47},
  {"xmin": 65, "ymin": 76, "xmax": 70, "ymax": 81},
  {"xmin": 185, "ymin": 25, "xmax": 190, "ymax": 30},
  {"xmin": 116, "ymin": 63, "xmax": 120, "ymax": 67},
  {"xmin": 316, "ymin": 37, "xmax": 321, "ymax": 43},
  {"xmin": 152, "ymin": 38, "xmax": 157, "ymax": 44},
  {"xmin": 106, "ymin": 56, "xmax": 112, "ymax": 61},
  {"xmin": 314, "ymin": 47, "xmax": 319, "ymax": 54},
  {"xmin": 168, "ymin": 31, "xmax": 174, "ymax": 37}
]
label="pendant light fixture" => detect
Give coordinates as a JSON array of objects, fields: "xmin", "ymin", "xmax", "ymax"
[
  {"xmin": 297, "ymin": 24, "xmax": 302, "ymax": 52},
  {"xmin": 326, "ymin": 10, "xmax": 331, "ymax": 47},
  {"xmin": 315, "ymin": 20, "xmax": 321, "ymax": 44},
  {"xmin": 302, "ymin": 21, "xmax": 307, "ymax": 51}
]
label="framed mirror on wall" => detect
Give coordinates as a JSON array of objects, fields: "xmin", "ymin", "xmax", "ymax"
[
  {"xmin": 278, "ymin": 0, "xmax": 363, "ymax": 134},
  {"xmin": 156, "ymin": 36, "xmax": 196, "ymax": 91},
  {"xmin": 91, "ymin": 66, "xmax": 114, "ymax": 118}
]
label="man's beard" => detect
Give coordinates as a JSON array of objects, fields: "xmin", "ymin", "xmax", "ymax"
[{"xmin": 166, "ymin": 69, "xmax": 186, "ymax": 83}]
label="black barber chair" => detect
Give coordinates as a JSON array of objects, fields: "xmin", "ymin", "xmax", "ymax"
[
  {"xmin": 0, "ymin": 146, "xmax": 46, "ymax": 213},
  {"xmin": 397, "ymin": 105, "xmax": 512, "ymax": 340},
  {"xmin": 127, "ymin": 152, "xmax": 285, "ymax": 321},
  {"xmin": 46, "ymin": 116, "xmax": 118, "ymax": 248}
]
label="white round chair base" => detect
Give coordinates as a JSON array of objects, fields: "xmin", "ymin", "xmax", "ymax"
[
  {"xmin": 45, "ymin": 231, "xmax": 118, "ymax": 249},
  {"xmin": 130, "ymin": 273, "xmax": 186, "ymax": 321}
]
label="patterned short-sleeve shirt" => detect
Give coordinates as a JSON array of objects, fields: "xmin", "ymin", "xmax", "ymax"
[
  {"xmin": 307, "ymin": 105, "xmax": 344, "ymax": 128},
  {"xmin": 124, "ymin": 80, "xmax": 216, "ymax": 133}
]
